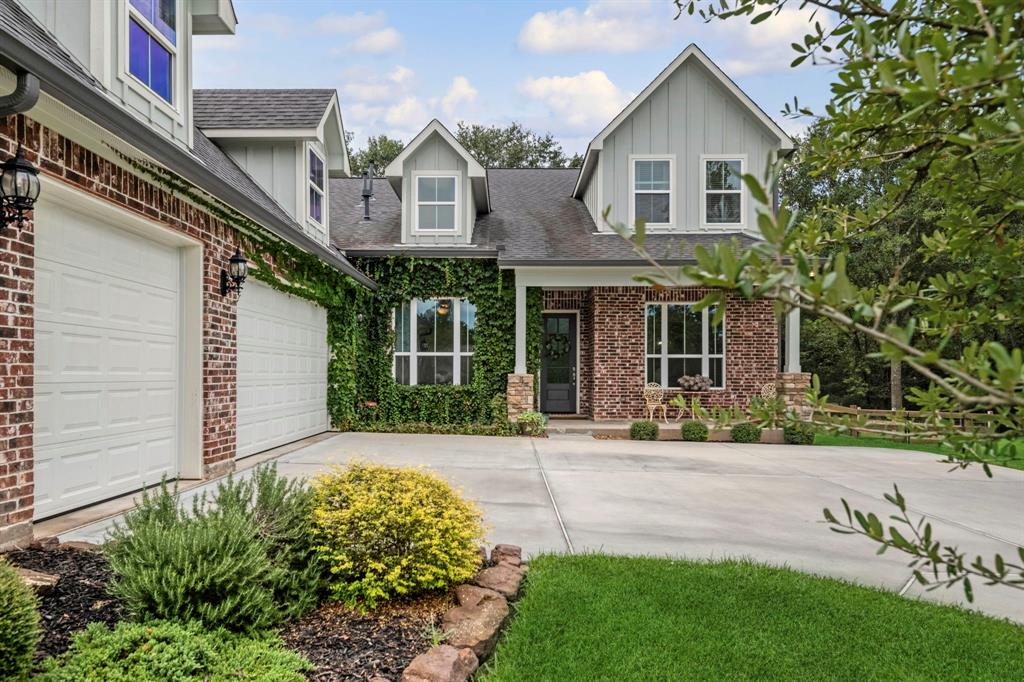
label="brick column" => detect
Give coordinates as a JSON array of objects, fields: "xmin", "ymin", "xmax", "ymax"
[
  {"xmin": 506, "ymin": 374, "xmax": 534, "ymax": 421},
  {"xmin": 0, "ymin": 208, "xmax": 34, "ymax": 549},
  {"xmin": 778, "ymin": 372, "xmax": 812, "ymax": 419}
]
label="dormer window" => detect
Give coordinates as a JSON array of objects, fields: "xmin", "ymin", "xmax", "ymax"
[
  {"xmin": 630, "ymin": 156, "xmax": 674, "ymax": 228},
  {"xmin": 702, "ymin": 155, "xmax": 745, "ymax": 227},
  {"xmin": 128, "ymin": 0, "xmax": 176, "ymax": 103},
  {"xmin": 414, "ymin": 174, "xmax": 458, "ymax": 232},
  {"xmin": 309, "ymin": 148, "xmax": 325, "ymax": 224}
]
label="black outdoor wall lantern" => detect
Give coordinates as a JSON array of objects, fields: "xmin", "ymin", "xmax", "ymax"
[
  {"xmin": 1, "ymin": 145, "xmax": 41, "ymax": 232},
  {"xmin": 220, "ymin": 247, "xmax": 249, "ymax": 298}
]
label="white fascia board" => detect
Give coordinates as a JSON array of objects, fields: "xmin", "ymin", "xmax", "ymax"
[
  {"xmin": 200, "ymin": 127, "xmax": 320, "ymax": 139},
  {"xmin": 318, "ymin": 93, "xmax": 351, "ymax": 177},
  {"xmin": 511, "ymin": 265, "xmax": 696, "ymax": 288}
]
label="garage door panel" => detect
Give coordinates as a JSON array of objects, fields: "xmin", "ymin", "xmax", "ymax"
[
  {"xmin": 34, "ymin": 201, "xmax": 181, "ymax": 519},
  {"xmin": 236, "ymin": 280, "xmax": 328, "ymax": 458}
]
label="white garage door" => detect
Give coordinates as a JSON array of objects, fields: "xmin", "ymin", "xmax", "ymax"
[
  {"xmin": 34, "ymin": 201, "xmax": 181, "ymax": 518},
  {"xmin": 236, "ymin": 280, "xmax": 329, "ymax": 458}
]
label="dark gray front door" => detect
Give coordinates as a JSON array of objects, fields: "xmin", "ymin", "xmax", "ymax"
[{"xmin": 541, "ymin": 314, "xmax": 577, "ymax": 414}]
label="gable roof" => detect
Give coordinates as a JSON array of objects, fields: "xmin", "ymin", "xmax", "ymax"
[
  {"xmin": 193, "ymin": 89, "xmax": 336, "ymax": 130},
  {"xmin": 572, "ymin": 43, "xmax": 795, "ymax": 198},
  {"xmin": 0, "ymin": 2, "xmax": 372, "ymax": 288},
  {"xmin": 383, "ymin": 119, "xmax": 491, "ymax": 212}
]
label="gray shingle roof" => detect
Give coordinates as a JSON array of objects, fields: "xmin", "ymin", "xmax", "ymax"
[
  {"xmin": 329, "ymin": 168, "xmax": 760, "ymax": 265},
  {"xmin": 193, "ymin": 89, "xmax": 335, "ymax": 129}
]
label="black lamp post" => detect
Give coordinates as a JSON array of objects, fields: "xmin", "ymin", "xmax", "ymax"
[
  {"xmin": 1, "ymin": 145, "xmax": 41, "ymax": 232},
  {"xmin": 220, "ymin": 247, "xmax": 249, "ymax": 298}
]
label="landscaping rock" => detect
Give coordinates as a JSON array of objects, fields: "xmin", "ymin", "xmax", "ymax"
[
  {"xmin": 14, "ymin": 566, "xmax": 59, "ymax": 595},
  {"xmin": 60, "ymin": 540, "xmax": 102, "ymax": 552},
  {"xmin": 490, "ymin": 544, "xmax": 522, "ymax": 567},
  {"xmin": 454, "ymin": 584, "xmax": 502, "ymax": 608},
  {"xmin": 473, "ymin": 563, "xmax": 525, "ymax": 600},
  {"xmin": 476, "ymin": 545, "xmax": 488, "ymax": 567},
  {"xmin": 368, "ymin": 677, "xmax": 391, "ymax": 682},
  {"xmin": 442, "ymin": 596, "xmax": 509, "ymax": 659},
  {"xmin": 29, "ymin": 536, "xmax": 59, "ymax": 550},
  {"xmin": 401, "ymin": 645, "xmax": 478, "ymax": 682}
]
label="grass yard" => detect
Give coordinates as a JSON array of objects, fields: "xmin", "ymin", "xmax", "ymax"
[
  {"xmin": 483, "ymin": 555, "xmax": 1024, "ymax": 681},
  {"xmin": 813, "ymin": 433, "xmax": 1024, "ymax": 471}
]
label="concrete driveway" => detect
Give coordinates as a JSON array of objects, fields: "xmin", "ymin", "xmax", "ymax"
[{"xmin": 62, "ymin": 432, "xmax": 1024, "ymax": 623}]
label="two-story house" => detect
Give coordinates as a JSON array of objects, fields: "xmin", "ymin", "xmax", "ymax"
[
  {"xmin": 0, "ymin": 0, "xmax": 805, "ymax": 550},
  {"xmin": 0, "ymin": 0, "xmax": 373, "ymax": 548},
  {"xmin": 330, "ymin": 45, "xmax": 802, "ymax": 421}
]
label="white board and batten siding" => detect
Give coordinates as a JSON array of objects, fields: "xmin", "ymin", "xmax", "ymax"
[
  {"xmin": 34, "ymin": 200, "xmax": 182, "ymax": 518},
  {"xmin": 401, "ymin": 132, "xmax": 476, "ymax": 246},
  {"xmin": 235, "ymin": 280, "xmax": 330, "ymax": 459},
  {"xmin": 594, "ymin": 58, "xmax": 781, "ymax": 232}
]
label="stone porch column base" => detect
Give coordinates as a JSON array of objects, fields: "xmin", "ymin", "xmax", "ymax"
[
  {"xmin": 506, "ymin": 374, "xmax": 535, "ymax": 421},
  {"xmin": 777, "ymin": 372, "xmax": 813, "ymax": 419}
]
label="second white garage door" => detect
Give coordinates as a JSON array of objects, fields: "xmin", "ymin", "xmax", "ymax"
[{"xmin": 236, "ymin": 280, "xmax": 329, "ymax": 458}]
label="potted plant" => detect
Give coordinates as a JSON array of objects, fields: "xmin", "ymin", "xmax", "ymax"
[{"xmin": 676, "ymin": 375, "xmax": 711, "ymax": 392}]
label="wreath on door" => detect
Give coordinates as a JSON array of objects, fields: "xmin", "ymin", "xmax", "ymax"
[{"xmin": 545, "ymin": 333, "xmax": 571, "ymax": 360}]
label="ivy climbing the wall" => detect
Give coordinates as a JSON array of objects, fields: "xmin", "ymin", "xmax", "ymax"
[{"xmin": 346, "ymin": 257, "xmax": 542, "ymax": 427}]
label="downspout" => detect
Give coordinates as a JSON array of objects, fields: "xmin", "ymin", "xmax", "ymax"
[{"xmin": 0, "ymin": 66, "xmax": 41, "ymax": 116}]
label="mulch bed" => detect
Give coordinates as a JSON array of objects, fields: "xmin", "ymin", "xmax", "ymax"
[
  {"xmin": 3, "ymin": 546, "xmax": 124, "ymax": 661},
  {"xmin": 281, "ymin": 593, "xmax": 453, "ymax": 682}
]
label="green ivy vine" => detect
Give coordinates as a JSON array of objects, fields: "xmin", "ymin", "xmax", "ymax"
[{"xmin": 349, "ymin": 256, "xmax": 542, "ymax": 426}]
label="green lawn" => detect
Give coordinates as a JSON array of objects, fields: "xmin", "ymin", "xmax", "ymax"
[
  {"xmin": 813, "ymin": 433, "xmax": 1024, "ymax": 471},
  {"xmin": 483, "ymin": 555, "xmax": 1024, "ymax": 681}
]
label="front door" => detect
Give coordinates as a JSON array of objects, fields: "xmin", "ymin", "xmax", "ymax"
[{"xmin": 541, "ymin": 314, "xmax": 577, "ymax": 414}]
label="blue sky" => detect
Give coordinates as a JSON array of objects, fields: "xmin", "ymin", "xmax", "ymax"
[{"xmin": 194, "ymin": 0, "xmax": 835, "ymax": 154}]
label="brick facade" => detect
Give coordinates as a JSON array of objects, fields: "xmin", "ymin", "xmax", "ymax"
[
  {"xmin": 0, "ymin": 113, "xmax": 244, "ymax": 546},
  {"xmin": 582, "ymin": 286, "xmax": 778, "ymax": 420}
]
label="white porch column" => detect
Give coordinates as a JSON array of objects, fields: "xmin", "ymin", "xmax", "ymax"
[
  {"xmin": 514, "ymin": 284, "xmax": 527, "ymax": 374},
  {"xmin": 784, "ymin": 307, "xmax": 801, "ymax": 373}
]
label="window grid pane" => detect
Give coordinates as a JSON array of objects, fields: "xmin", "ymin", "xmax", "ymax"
[
  {"xmin": 309, "ymin": 152, "xmax": 324, "ymax": 189},
  {"xmin": 399, "ymin": 298, "xmax": 475, "ymax": 386},
  {"xmin": 647, "ymin": 303, "xmax": 726, "ymax": 389}
]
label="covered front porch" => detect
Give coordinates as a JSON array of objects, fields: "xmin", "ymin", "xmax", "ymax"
[{"xmin": 506, "ymin": 266, "xmax": 804, "ymax": 421}]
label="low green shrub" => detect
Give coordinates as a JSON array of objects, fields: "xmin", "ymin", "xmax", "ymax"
[
  {"xmin": 0, "ymin": 559, "xmax": 40, "ymax": 681},
  {"xmin": 517, "ymin": 411, "xmax": 547, "ymax": 436},
  {"xmin": 350, "ymin": 421, "xmax": 518, "ymax": 437},
  {"xmin": 731, "ymin": 423, "xmax": 763, "ymax": 444},
  {"xmin": 784, "ymin": 422, "xmax": 817, "ymax": 445},
  {"xmin": 490, "ymin": 393, "xmax": 509, "ymax": 426},
  {"xmin": 382, "ymin": 384, "xmax": 491, "ymax": 425},
  {"xmin": 680, "ymin": 421, "xmax": 709, "ymax": 442},
  {"xmin": 106, "ymin": 464, "xmax": 321, "ymax": 631},
  {"xmin": 630, "ymin": 421, "xmax": 659, "ymax": 440},
  {"xmin": 35, "ymin": 620, "xmax": 311, "ymax": 682},
  {"xmin": 311, "ymin": 461, "xmax": 485, "ymax": 608}
]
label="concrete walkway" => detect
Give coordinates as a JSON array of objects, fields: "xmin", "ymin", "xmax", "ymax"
[{"xmin": 60, "ymin": 432, "xmax": 1024, "ymax": 623}]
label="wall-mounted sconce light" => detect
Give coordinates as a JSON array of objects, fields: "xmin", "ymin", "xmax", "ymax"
[
  {"xmin": 1, "ymin": 145, "xmax": 41, "ymax": 232},
  {"xmin": 220, "ymin": 247, "xmax": 249, "ymax": 298}
]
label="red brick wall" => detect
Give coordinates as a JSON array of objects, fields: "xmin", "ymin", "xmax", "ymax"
[
  {"xmin": 1, "ymin": 113, "xmax": 244, "ymax": 544},
  {"xmin": 591, "ymin": 286, "xmax": 778, "ymax": 420},
  {"xmin": 0, "ymin": 139, "xmax": 34, "ymax": 545},
  {"xmin": 542, "ymin": 289, "xmax": 593, "ymax": 417}
]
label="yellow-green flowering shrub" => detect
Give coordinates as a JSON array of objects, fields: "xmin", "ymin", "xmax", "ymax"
[{"xmin": 311, "ymin": 461, "xmax": 485, "ymax": 608}]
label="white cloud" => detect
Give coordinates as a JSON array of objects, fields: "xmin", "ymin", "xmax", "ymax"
[
  {"xmin": 441, "ymin": 76, "xmax": 478, "ymax": 116},
  {"xmin": 519, "ymin": 70, "xmax": 632, "ymax": 132},
  {"xmin": 314, "ymin": 11, "xmax": 388, "ymax": 34},
  {"xmin": 385, "ymin": 96, "xmax": 430, "ymax": 131},
  {"xmin": 715, "ymin": 7, "xmax": 827, "ymax": 75},
  {"xmin": 518, "ymin": 0, "xmax": 678, "ymax": 53},
  {"xmin": 350, "ymin": 28, "xmax": 404, "ymax": 54},
  {"xmin": 389, "ymin": 65, "xmax": 415, "ymax": 86}
]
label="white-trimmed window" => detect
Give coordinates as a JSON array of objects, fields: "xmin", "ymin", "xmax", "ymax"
[
  {"xmin": 645, "ymin": 303, "xmax": 725, "ymax": 388},
  {"xmin": 414, "ymin": 175, "xmax": 458, "ymax": 232},
  {"xmin": 702, "ymin": 156, "xmax": 745, "ymax": 227},
  {"xmin": 630, "ymin": 156, "xmax": 674, "ymax": 227},
  {"xmin": 394, "ymin": 298, "xmax": 476, "ymax": 385},
  {"xmin": 127, "ymin": 0, "xmax": 177, "ymax": 104},
  {"xmin": 308, "ymin": 147, "xmax": 325, "ymax": 225}
]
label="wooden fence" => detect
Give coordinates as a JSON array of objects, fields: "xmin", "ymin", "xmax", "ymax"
[{"xmin": 814, "ymin": 404, "xmax": 998, "ymax": 442}]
